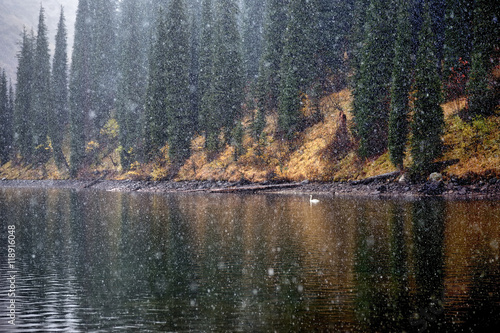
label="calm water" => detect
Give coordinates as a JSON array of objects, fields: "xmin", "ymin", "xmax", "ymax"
[{"xmin": 0, "ymin": 188, "xmax": 499, "ymax": 332}]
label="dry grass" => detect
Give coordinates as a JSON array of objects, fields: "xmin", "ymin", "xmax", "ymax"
[
  {"xmin": 1, "ymin": 90, "xmax": 498, "ymax": 182},
  {"xmin": 442, "ymin": 109, "xmax": 500, "ymax": 177}
]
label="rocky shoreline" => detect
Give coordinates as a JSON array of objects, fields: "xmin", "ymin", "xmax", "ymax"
[{"xmin": 1, "ymin": 177, "xmax": 500, "ymax": 199}]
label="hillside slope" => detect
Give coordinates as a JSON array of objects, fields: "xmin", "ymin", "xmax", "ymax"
[{"xmin": 2, "ymin": 89, "xmax": 498, "ymax": 183}]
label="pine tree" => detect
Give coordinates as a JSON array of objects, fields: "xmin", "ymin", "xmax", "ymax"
[
  {"xmin": 6, "ymin": 78, "xmax": 14, "ymax": 162},
  {"xmin": 349, "ymin": 0, "xmax": 370, "ymax": 87},
  {"xmin": 0, "ymin": 70, "xmax": 11, "ymax": 164},
  {"xmin": 352, "ymin": 0, "xmax": 397, "ymax": 158},
  {"xmin": 164, "ymin": 0, "xmax": 192, "ymax": 162},
  {"xmin": 14, "ymin": 28, "xmax": 35, "ymax": 161},
  {"xmin": 315, "ymin": 0, "xmax": 350, "ymax": 86},
  {"xmin": 51, "ymin": 7, "xmax": 69, "ymax": 169},
  {"xmin": 2, "ymin": 79, "xmax": 15, "ymax": 163},
  {"xmin": 32, "ymin": 6, "xmax": 51, "ymax": 155},
  {"xmin": 429, "ymin": 0, "xmax": 446, "ymax": 68},
  {"xmin": 241, "ymin": 0, "xmax": 266, "ymax": 83},
  {"xmin": 144, "ymin": 10, "xmax": 169, "ymax": 160},
  {"xmin": 256, "ymin": 0, "xmax": 288, "ymax": 112},
  {"xmin": 198, "ymin": 0, "xmax": 215, "ymax": 135},
  {"xmin": 389, "ymin": 0, "xmax": 413, "ymax": 170},
  {"xmin": 442, "ymin": 0, "xmax": 473, "ymax": 91},
  {"xmin": 188, "ymin": 2, "xmax": 201, "ymax": 135},
  {"xmin": 69, "ymin": 0, "xmax": 119, "ymax": 176},
  {"xmin": 116, "ymin": 0, "xmax": 149, "ymax": 169},
  {"xmin": 90, "ymin": 0, "xmax": 118, "ymax": 132},
  {"xmin": 277, "ymin": 0, "xmax": 317, "ymax": 139},
  {"xmin": 205, "ymin": 0, "xmax": 244, "ymax": 150},
  {"xmin": 466, "ymin": 0, "xmax": 500, "ymax": 118},
  {"xmin": 319, "ymin": 0, "xmax": 355, "ymax": 89},
  {"xmin": 69, "ymin": 0, "xmax": 94, "ymax": 176},
  {"xmin": 411, "ymin": 5, "xmax": 444, "ymax": 176}
]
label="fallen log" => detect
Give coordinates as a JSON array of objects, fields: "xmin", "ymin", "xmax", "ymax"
[
  {"xmin": 352, "ymin": 171, "xmax": 400, "ymax": 185},
  {"xmin": 209, "ymin": 183, "xmax": 302, "ymax": 193},
  {"xmin": 82, "ymin": 179, "xmax": 102, "ymax": 189}
]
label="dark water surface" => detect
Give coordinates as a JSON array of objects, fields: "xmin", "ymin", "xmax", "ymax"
[{"xmin": 0, "ymin": 188, "xmax": 499, "ymax": 332}]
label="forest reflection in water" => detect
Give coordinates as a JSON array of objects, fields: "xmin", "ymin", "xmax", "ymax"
[{"xmin": 0, "ymin": 188, "xmax": 499, "ymax": 332}]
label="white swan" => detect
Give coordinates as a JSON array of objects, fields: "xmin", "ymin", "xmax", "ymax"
[{"xmin": 309, "ymin": 195, "xmax": 319, "ymax": 204}]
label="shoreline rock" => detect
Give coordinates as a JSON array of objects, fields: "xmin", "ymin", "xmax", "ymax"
[{"xmin": 1, "ymin": 178, "xmax": 499, "ymax": 199}]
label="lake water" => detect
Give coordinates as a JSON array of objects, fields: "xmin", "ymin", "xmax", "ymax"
[{"xmin": 1, "ymin": 188, "xmax": 499, "ymax": 332}]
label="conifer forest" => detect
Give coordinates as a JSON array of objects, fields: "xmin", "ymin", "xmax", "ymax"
[{"xmin": 0, "ymin": 0, "xmax": 499, "ymax": 181}]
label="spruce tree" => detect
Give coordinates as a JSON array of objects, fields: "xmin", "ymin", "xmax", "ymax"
[
  {"xmin": 320, "ymin": 0, "xmax": 355, "ymax": 88},
  {"xmin": 198, "ymin": 0, "xmax": 215, "ymax": 135},
  {"xmin": 32, "ymin": 6, "xmax": 51, "ymax": 155},
  {"xmin": 205, "ymin": 0, "xmax": 243, "ymax": 151},
  {"xmin": 256, "ymin": 0, "xmax": 288, "ymax": 112},
  {"xmin": 315, "ymin": 0, "xmax": 351, "ymax": 86},
  {"xmin": 349, "ymin": 0, "xmax": 370, "ymax": 87},
  {"xmin": 442, "ymin": 0, "xmax": 473, "ymax": 96},
  {"xmin": 144, "ymin": 10, "xmax": 169, "ymax": 160},
  {"xmin": 90, "ymin": 0, "xmax": 118, "ymax": 133},
  {"xmin": 117, "ymin": 0, "xmax": 149, "ymax": 169},
  {"xmin": 1, "ymin": 78, "xmax": 15, "ymax": 163},
  {"xmin": 241, "ymin": 0, "xmax": 266, "ymax": 83},
  {"xmin": 0, "ymin": 70, "xmax": 11, "ymax": 164},
  {"xmin": 352, "ymin": 0, "xmax": 397, "ymax": 158},
  {"xmin": 389, "ymin": 0, "xmax": 413, "ymax": 170},
  {"xmin": 51, "ymin": 7, "xmax": 69, "ymax": 169},
  {"xmin": 466, "ymin": 0, "xmax": 500, "ymax": 118},
  {"xmin": 14, "ymin": 28, "xmax": 35, "ymax": 161},
  {"xmin": 277, "ymin": 0, "xmax": 317, "ymax": 139},
  {"xmin": 410, "ymin": 5, "xmax": 444, "ymax": 176},
  {"xmin": 188, "ymin": 4, "xmax": 201, "ymax": 135},
  {"xmin": 69, "ymin": 0, "xmax": 94, "ymax": 176},
  {"xmin": 164, "ymin": 0, "xmax": 192, "ymax": 162}
]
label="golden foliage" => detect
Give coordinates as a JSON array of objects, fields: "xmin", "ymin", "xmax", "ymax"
[
  {"xmin": 2, "ymin": 87, "xmax": 498, "ymax": 182},
  {"xmin": 100, "ymin": 118, "xmax": 119, "ymax": 139},
  {"xmin": 86, "ymin": 140, "xmax": 100, "ymax": 153},
  {"xmin": 442, "ymin": 115, "xmax": 500, "ymax": 177}
]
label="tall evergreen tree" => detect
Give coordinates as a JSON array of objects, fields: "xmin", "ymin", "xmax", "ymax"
[
  {"xmin": 51, "ymin": 7, "xmax": 69, "ymax": 169},
  {"xmin": 429, "ymin": 0, "xmax": 446, "ymax": 69},
  {"xmin": 198, "ymin": 0, "xmax": 215, "ymax": 135},
  {"xmin": 14, "ymin": 28, "xmax": 35, "ymax": 161},
  {"xmin": 0, "ymin": 78, "xmax": 14, "ymax": 164},
  {"xmin": 321, "ymin": 0, "xmax": 355, "ymax": 89},
  {"xmin": 116, "ymin": 0, "xmax": 149, "ymax": 169},
  {"xmin": 205, "ymin": 0, "xmax": 244, "ymax": 150},
  {"xmin": 277, "ymin": 0, "xmax": 317, "ymax": 138},
  {"xmin": 349, "ymin": 0, "xmax": 370, "ymax": 87},
  {"xmin": 315, "ymin": 0, "xmax": 352, "ymax": 87},
  {"xmin": 466, "ymin": 0, "xmax": 500, "ymax": 118},
  {"xmin": 352, "ymin": 0, "xmax": 397, "ymax": 158},
  {"xmin": 0, "ymin": 70, "xmax": 12, "ymax": 164},
  {"xmin": 69, "ymin": 0, "xmax": 94, "ymax": 176},
  {"xmin": 241, "ymin": 0, "xmax": 266, "ymax": 83},
  {"xmin": 442, "ymin": 0, "xmax": 473, "ymax": 83},
  {"xmin": 144, "ymin": 10, "xmax": 169, "ymax": 160},
  {"xmin": 188, "ymin": 1, "xmax": 201, "ymax": 135},
  {"xmin": 164, "ymin": 0, "xmax": 192, "ymax": 162},
  {"xmin": 90, "ymin": 0, "xmax": 118, "ymax": 132},
  {"xmin": 411, "ymin": 4, "xmax": 444, "ymax": 175},
  {"xmin": 389, "ymin": 0, "xmax": 413, "ymax": 170},
  {"xmin": 8, "ymin": 80, "xmax": 14, "ymax": 124},
  {"xmin": 69, "ymin": 0, "xmax": 119, "ymax": 176},
  {"xmin": 32, "ymin": 6, "xmax": 51, "ymax": 154},
  {"xmin": 256, "ymin": 0, "xmax": 288, "ymax": 112}
]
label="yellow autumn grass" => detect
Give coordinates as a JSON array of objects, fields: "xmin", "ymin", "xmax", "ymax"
[{"xmin": 1, "ymin": 89, "xmax": 498, "ymax": 182}]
